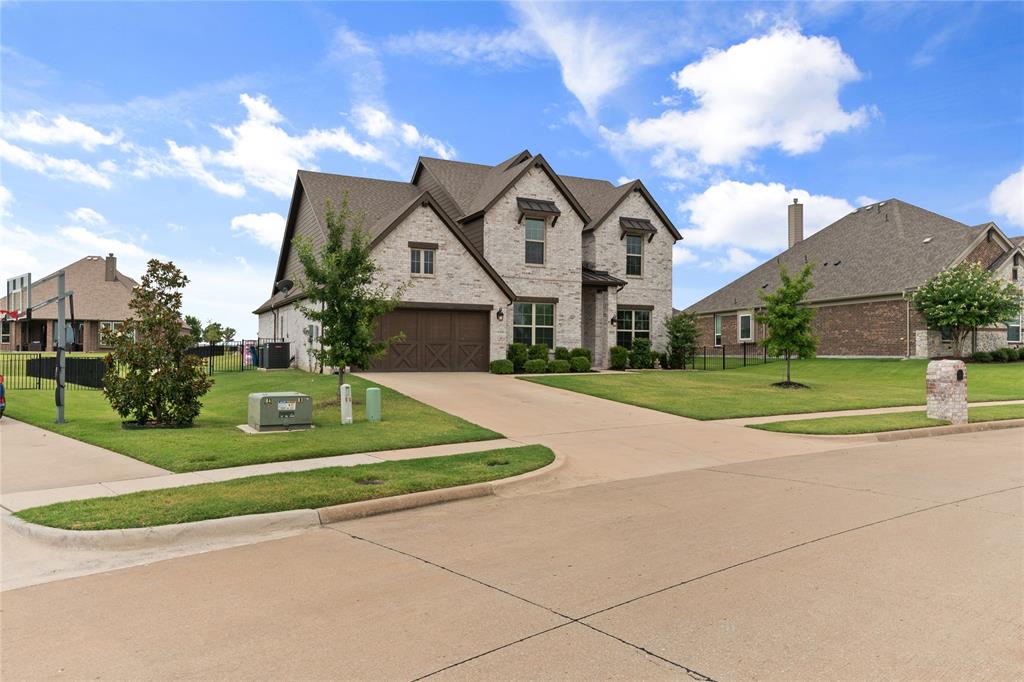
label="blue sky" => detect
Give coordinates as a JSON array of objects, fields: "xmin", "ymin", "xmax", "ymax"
[{"xmin": 2, "ymin": 1, "xmax": 1023, "ymax": 336}]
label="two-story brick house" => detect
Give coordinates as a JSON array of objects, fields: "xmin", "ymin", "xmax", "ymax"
[
  {"xmin": 685, "ymin": 199, "xmax": 1023, "ymax": 357},
  {"xmin": 254, "ymin": 150, "xmax": 680, "ymax": 370}
]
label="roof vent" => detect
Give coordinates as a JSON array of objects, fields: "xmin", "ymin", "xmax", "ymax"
[
  {"xmin": 833, "ymin": 260, "xmax": 841, "ymax": 266},
  {"xmin": 922, "ymin": 236, "xmax": 933, "ymax": 244}
]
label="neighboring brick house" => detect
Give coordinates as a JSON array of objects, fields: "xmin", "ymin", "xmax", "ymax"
[
  {"xmin": 685, "ymin": 199, "xmax": 1024, "ymax": 358},
  {"xmin": 254, "ymin": 150, "xmax": 680, "ymax": 370},
  {"xmin": 1, "ymin": 254, "xmax": 136, "ymax": 352}
]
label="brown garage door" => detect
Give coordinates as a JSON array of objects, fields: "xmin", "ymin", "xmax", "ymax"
[{"xmin": 372, "ymin": 307, "xmax": 490, "ymax": 371}]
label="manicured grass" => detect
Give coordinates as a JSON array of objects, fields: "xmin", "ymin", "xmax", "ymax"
[
  {"xmin": 522, "ymin": 359, "xmax": 1024, "ymax": 420},
  {"xmin": 5, "ymin": 370, "xmax": 500, "ymax": 472},
  {"xmin": 15, "ymin": 445, "xmax": 554, "ymax": 530},
  {"xmin": 749, "ymin": 403, "xmax": 1024, "ymax": 435}
]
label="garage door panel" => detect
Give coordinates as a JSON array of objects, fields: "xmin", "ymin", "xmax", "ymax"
[{"xmin": 372, "ymin": 308, "xmax": 488, "ymax": 371}]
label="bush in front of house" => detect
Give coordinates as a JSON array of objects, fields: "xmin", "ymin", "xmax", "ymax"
[
  {"xmin": 970, "ymin": 351, "xmax": 992, "ymax": 363},
  {"xmin": 547, "ymin": 359, "xmax": 571, "ymax": 373},
  {"xmin": 569, "ymin": 347, "xmax": 592, "ymax": 362},
  {"xmin": 570, "ymin": 356, "xmax": 591, "ymax": 373},
  {"xmin": 628, "ymin": 338, "xmax": 655, "ymax": 369},
  {"xmin": 1010, "ymin": 347, "xmax": 1022, "ymax": 361},
  {"xmin": 554, "ymin": 346, "xmax": 570, "ymax": 361},
  {"xmin": 992, "ymin": 347, "xmax": 1012, "ymax": 362},
  {"xmin": 658, "ymin": 352, "xmax": 670, "ymax": 370},
  {"xmin": 507, "ymin": 343, "xmax": 529, "ymax": 372},
  {"xmin": 524, "ymin": 359, "xmax": 548, "ymax": 374},
  {"xmin": 528, "ymin": 344, "xmax": 549, "ymax": 361},
  {"xmin": 490, "ymin": 359, "xmax": 514, "ymax": 374},
  {"xmin": 609, "ymin": 345, "xmax": 629, "ymax": 370}
]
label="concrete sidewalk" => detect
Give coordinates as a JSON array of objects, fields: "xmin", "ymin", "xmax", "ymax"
[
  {"xmin": 719, "ymin": 398, "xmax": 1024, "ymax": 425},
  {"xmin": 0, "ymin": 436, "xmax": 518, "ymax": 512}
]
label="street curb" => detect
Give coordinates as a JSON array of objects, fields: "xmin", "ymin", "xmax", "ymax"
[
  {"xmin": 4, "ymin": 449, "xmax": 565, "ymax": 548},
  {"xmin": 874, "ymin": 418, "xmax": 1024, "ymax": 442},
  {"xmin": 2, "ymin": 509, "xmax": 321, "ymax": 551},
  {"xmin": 316, "ymin": 448, "xmax": 565, "ymax": 523}
]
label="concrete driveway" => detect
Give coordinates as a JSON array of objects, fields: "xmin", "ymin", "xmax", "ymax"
[{"xmin": 3, "ymin": 420, "xmax": 1021, "ymax": 679}]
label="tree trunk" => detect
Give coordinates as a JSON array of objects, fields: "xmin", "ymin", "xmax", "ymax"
[{"xmin": 786, "ymin": 350, "xmax": 792, "ymax": 384}]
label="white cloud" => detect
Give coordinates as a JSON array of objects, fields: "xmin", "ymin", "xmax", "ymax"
[
  {"xmin": 672, "ymin": 244, "xmax": 698, "ymax": 265},
  {"xmin": 680, "ymin": 180, "xmax": 856, "ymax": 252},
  {"xmin": 0, "ymin": 139, "xmax": 113, "ymax": 188},
  {"xmin": 399, "ymin": 123, "xmax": 455, "ymax": 160},
  {"xmin": 0, "ymin": 186, "xmax": 12, "ymax": 219},
  {"xmin": 603, "ymin": 27, "xmax": 872, "ymax": 175},
  {"xmin": 167, "ymin": 222, "xmax": 186, "ymax": 233},
  {"xmin": 855, "ymin": 195, "xmax": 880, "ymax": 207},
  {"xmin": 353, "ymin": 105, "xmax": 456, "ymax": 159},
  {"xmin": 989, "ymin": 167, "xmax": 1024, "ymax": 227},
  {"xmin": 66, "ymin": 207, "xmax": 107, "ymax": 226},
  {"xmin": 711, "ymin": 247, "xmax": 759, "ymax": 272},
  {"xmin": 166, "ymin": 140, "xmax": 246, "ymax": 198},
  {"xmin": 59, "ymin": 225, "xmax": 148, "ymax": 259},
  {"xmin": 0, "ymin": 111, "xmax": 122, "ymax": 149},
  {"xmin": 385, "ymin": 28, "xmax": 532, "ymax": 67},
  {"xmin": 230, "ymin": 212, "xmax": 286, "ymax": 249},
  {"xmin": 353, "ymin": 105, "xmax": 395, "ymax": 138}
]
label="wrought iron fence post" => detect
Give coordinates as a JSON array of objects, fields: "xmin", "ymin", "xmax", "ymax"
[
  {"xmin": 743, "ymin": 342, "xmax": 747, "ymax": 367},
  {"xmin": 722, "ymin": 344, "xmax": 726, "ymax": 370}
]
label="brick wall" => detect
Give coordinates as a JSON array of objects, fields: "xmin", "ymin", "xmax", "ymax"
[{"xmin": 963, "ymin": 236, "xmax": 1006, "ymax": 268}]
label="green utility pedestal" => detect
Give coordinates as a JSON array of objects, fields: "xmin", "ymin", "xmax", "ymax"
[{"xmin": 366, "ymin": 387, "xmax": 382, "ymax": 423}]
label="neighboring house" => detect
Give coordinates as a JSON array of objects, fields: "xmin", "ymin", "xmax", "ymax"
[
  {"xmin": 685, "ymin": 199, "xmax": 1024, "ymax": 358},
  {"xmin": 254, "ymin": 150, "xmax": 680, "ymax": 371},
  {"xmin": 1, "ymin": 254, "xmax": 137, "ymax": 352}
]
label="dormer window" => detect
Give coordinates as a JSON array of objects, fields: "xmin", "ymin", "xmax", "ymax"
[{"xmin": 525, "ymin": 217, "xmax": 545, "ymax": 265}]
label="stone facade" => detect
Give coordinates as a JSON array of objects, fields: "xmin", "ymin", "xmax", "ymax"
[
  {"xmin": 483, "ymin": 165, "xmax": 585, "ymax": 351},
  {"xmin": 926, "ymin": 359, "xmax": 967, "ymax": 424}
]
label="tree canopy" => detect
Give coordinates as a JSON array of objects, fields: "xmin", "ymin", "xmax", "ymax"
[{"xmin": 756, "ymin": 264, "xmax": 817, "ymax": 386}]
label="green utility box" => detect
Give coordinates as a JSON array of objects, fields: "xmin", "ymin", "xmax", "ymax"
[{"xmin": 247, "ymin": 392, "xmax": 313, "ymax": 432}]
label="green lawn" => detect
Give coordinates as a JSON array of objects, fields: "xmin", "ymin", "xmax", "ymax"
[
  {"xmin": 522, "ymin": 359, "xmax": 1024, "ymax": 420},
  {"xmin": 15, "ymin": 445, "xmax": 554, "ymax": 530},
  {"xmin": 750, "ymin": 403, "xmax": 1024, "ymax": 435},
  {"xmin": 5, "ymin": 370, "xmax": 500, "ymax": 472}
]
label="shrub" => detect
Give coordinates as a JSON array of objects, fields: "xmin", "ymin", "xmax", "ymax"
[
  {"xmin": 524, "ymin": 359, "xmax": 548, "ymax": 374},
  {"xmin": 609, "ymin": 345, "xmax": 629, "ymax": 370},
  {"xmin": 548, "ymin": 359, "xmax": 571, "ymax": 373},
  {"xmin": 665, "ymin": 312, "xmax": 699, "ymax": 369},
  {"xmin": 1010, "ymin": 347, "xmax": 1022, "ymax": 361},
  {"xmin": 528, "ymin": 344, "xmax": 549, "ymax": 361},
  {"xmin": 629, "ymin": 338, "xmax": 655, "ymax": 369},
  {"xmin": 489, "ymin": 359, "xmax": 514, "ymax": 374},
  {"xmin": 554, "ymin": 346, "xmax": 570, "ymax": 361},
  {"xmin": 970, "ymin": 351, "xmax": 992, "ymax": 363},
  {"xmin": 507, "ymin": 343, "xmax": 529, "ymax": 372},
  {"xmin": 570, "ymin": 356, "xmax": 591, "ymax": 373},
  {"xmin": 658, "ymin": 352, "xmax": 670, "ymax": 370},
  {"xmin": 569, "ymin": 347, "xmax": 592, "ymax": 362},
  {"xmin": 992, "ymin": 347, "xmax": 1011, "ymax": 362}
]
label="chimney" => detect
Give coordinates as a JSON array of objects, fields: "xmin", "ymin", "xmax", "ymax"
[
  {"xmin": 788, "ymin": 198, "xmax": 804, "ymax": 249},
  {"xmin": 105, "ymin": 253, "xmax": 117, "ymax": 282}
]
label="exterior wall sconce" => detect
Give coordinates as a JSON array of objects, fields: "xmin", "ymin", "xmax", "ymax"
[
  {"xmin": 610, "ymin": 315, "xmax": 617, "ymax": 327},
  {"xmin": 496, "ymin": 308, "xmax": 505, "ymax": 322}
]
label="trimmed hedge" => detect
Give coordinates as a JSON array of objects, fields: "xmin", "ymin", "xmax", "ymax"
[
  {"xmin": 554, "ymin": 346, "xmax": 570, "ymax": 361},
  {"xmin": 970, "ymin": 351, "xmax": 992, "ymax": 363},
  {"xmin": 570, "ymin": 356, "xmax": 591, "ymax": 373},
  {"xmin": 569, "ymin": 347, "xmax": 592, "ymax": 362},
  {"xmin": 507, "ymin": 343, "xmax": 529, "ymax": 372},
  {"xmin": 609, "ymin": 345, "xmax": 629, "ymax": 370},
  {"xmin": 524, "ymin": 359, "xmax": 548, "ymax": 374},
  {"xmin": 547, "ymin": 359, "xmax": 571, "ymax": 373},
  {"xmin": 658, "ymin": 352, "xmax": 670, "ymax": 370},
  {"xmin": 528, "ymin": 344, "xmax": 549, "ymax": 361},
  {"xmin": 490, "ymin": 359, "xmax": 514, "ymax": 374},
  {"xmin": 629, "ymin": 338, "xmax": 655, "ymax": 369}
]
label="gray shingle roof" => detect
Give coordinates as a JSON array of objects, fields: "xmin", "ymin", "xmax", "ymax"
[
  {"xmin": 297, "ymin": 170, "xmax": 421, "ymax": 241},
  {"xmin": 685, "ymin": 199, "xmax": 984, "ymax": 314}
]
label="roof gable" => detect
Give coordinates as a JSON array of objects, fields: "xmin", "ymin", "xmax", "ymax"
[{"xmin": 579, "ymin": 180, "xmax": 681, "ymax": 241}]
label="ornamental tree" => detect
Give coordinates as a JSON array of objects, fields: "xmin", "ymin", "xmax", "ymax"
[
  {"xmin": 294, "ymin": 200, "xmax": 405, "ymax": 413},
  {"xmin": 912, "ymin": 262, "xmax": 1023, "ymax": 357},
  {"xmin": 756, "ymin": 264, "xmax": 818, "ymax": 386},
  {"xmin": 202, "ymin": 321, "xmax": 224, "ymax": 344},
  {"xmin": 184, "ymin": 314, "xmax": 203, "ymax": 345},
  {"xmin": 103, "ymin": 260, "xmax": 214, "ymax": 425},
  {"xmin": 664, "ymin": 312, "xmax": 699, "ymax": 369}
]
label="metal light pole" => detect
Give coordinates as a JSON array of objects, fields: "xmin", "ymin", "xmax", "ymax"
[{"xmin": 55, "ymin": 272, "xmax": 66, "ymax": 424}]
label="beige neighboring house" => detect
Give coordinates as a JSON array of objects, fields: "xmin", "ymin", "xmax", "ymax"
[
  {"xmin": 1, "ymin": 254, "xmax": 136, "ymax": 352},
  {"xmin": 255, "ymin": 150, "xmax": 681, "ymax": 371}
]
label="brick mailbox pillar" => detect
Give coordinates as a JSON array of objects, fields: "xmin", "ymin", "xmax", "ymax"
[{"xmin": 926, "ymin": 359, "xmax": 967, "ymax": 425}]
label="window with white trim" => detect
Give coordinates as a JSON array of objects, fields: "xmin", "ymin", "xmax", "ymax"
[
  {"xmin": 625, "ymin": 234, "xmax": 643, "ymax": 276},
  {"xmin": 525, "ymin": 217, "xmax": 545, "ymax": 265},
  {"xmin": 99, "ymin": 320, "xmax": 123, "ymax": 347},
  {"xmin": 738, "ymin": 313, "xmax": 752, "ymax": 342},
  {"xmin": 513, "ymin": 302, "xmax": 554, "ymax": 348},
  {"xmin": 616, "ymin": 308, "xmax": 650, "ymax": 348},
  {"xmin": 1, "ymin": 320, "xmax": 10, "ymax": 344},
  {"xmin": 713, "ymin": 314, "xmax": 722, "ymax": 346},
  {"xmin": 1007, "ymin": 318, "xmax": 1021, "ymax": 343},
  {"xmin": 410, "ymin": 247, "xmax": 435, "ymax": 276}
]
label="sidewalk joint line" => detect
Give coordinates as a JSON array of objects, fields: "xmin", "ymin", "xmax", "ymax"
[
  {"xmin": 703, "ymin": 467, "xmax": 940, "ymax": 505},
  {"xmin": 576, "ymin": 621, "xmax": 716, "ymax": 681}
]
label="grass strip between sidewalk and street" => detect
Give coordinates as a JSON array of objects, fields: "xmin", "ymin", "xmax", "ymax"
[
  {"xmin": 748, "ymin": 404, "xmax": 1024, "ymax": 435},
  {"xmin": 14, "ymin": 445, "xmax": 554, "ymax": 530}
]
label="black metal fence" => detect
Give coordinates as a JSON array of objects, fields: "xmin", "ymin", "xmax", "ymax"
[{"xmin": 685, "ymin": 343, "xmax": 777, "ymax": 371}]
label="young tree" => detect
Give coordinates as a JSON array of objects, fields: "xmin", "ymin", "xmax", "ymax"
[
  {"xmin": 222, "ymin": 326, "xmax": 237, "ymax": 343},
  {"xmin": 664, "ymin": 312, "xmax": 699, "ymax": 369},
  {"xmin": 184, "ymin": 314, "xmax": 203, "ymax": 345},
  {"xmin": 294, "ymin": 200, "xmax": 405, "ymax": 417},
  {"xmin": 912, "ymin": 262, "xmax": 1023, "ymax": 357},
  {"xmin": 103, "ymin": 260, "xmax": 214, "ymax": 425},
  {"xmin": 202, "ymin": 321, "xmax": 224, "ymax": 344},
  {"xmin": 756, "ymin": 264, "xmax": 817, "ymax": 387}
]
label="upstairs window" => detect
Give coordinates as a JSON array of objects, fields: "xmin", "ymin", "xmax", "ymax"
[
  {"xmin": 616, "ymin": 308, "xmax": 650, "ymax": 348},
  {"xmin": 625, "ymin": 234, "xmax": 643, "ymax": 276},
  {"xmin": 738, "ymin": 313, "xmax": 752, "ymax": 342},
  {"xmin": 410, "ymin": 248, "xmax": 435, "ymax": 276},
  {"xmin": 1, "ymin": 320, "xmax": 9, "ymax": 344},
  {"xmin": 714, "ymin": 314, "xmax": 722, "ymax": 346},
  {"xmin": 513, "ymin": 302, "xmax": 554, "ymax": 348},
  {"xmin": 525, "ymin": 217, "xmax": 545, "ymax": 265}
]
